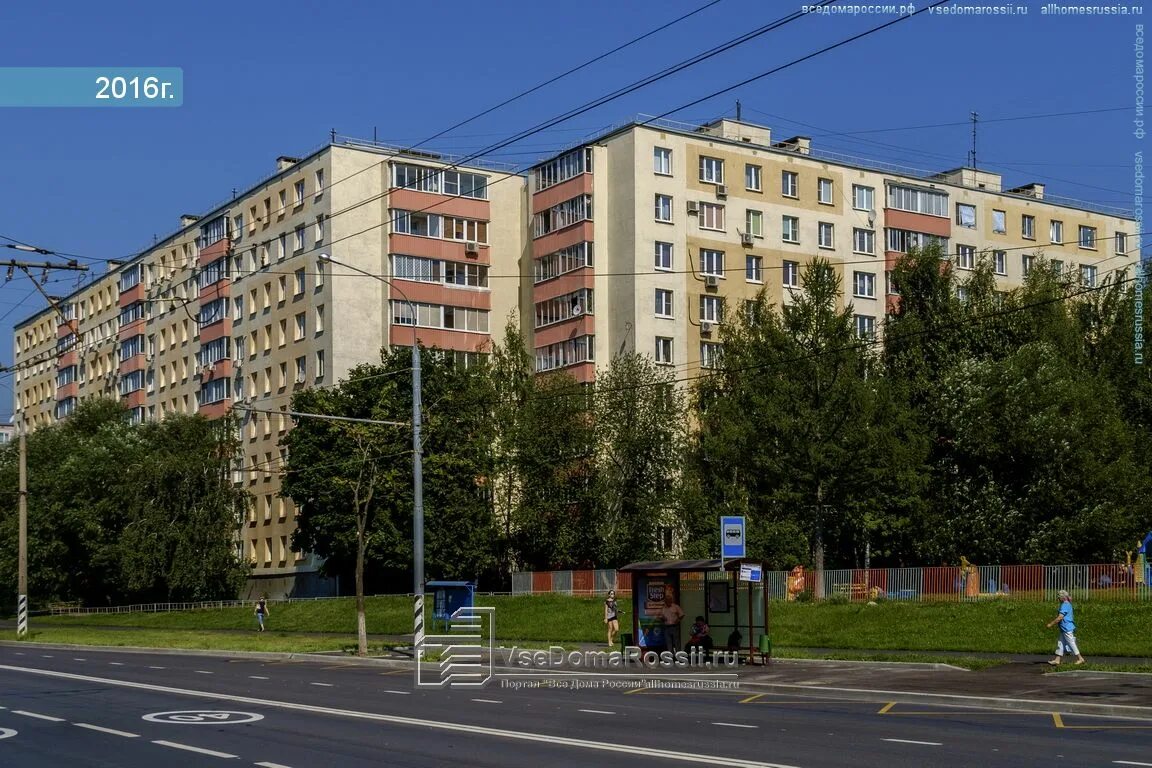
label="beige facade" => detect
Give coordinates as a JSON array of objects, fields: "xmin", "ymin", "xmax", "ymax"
[
  {"xmin": 526, "ymin": 118, "xmax": 1138, "ymax": 382},
  {"xmin": 12, "ymin": 139, "xmax": 527, "ymax": 598}
]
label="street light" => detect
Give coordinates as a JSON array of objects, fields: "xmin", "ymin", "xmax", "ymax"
[{"xmin": 317, "ymin": 252, "xmax": 425, "ymax": 653}]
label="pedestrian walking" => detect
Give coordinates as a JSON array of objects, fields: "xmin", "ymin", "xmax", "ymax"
[
  {"xmin": 255, "ymin": 597, "xmax": 270, "ymax": 632},
  {"xmin": 604, "ymin": 589, "xmax": 620, "ymax": 647},
  {"xmin": 1046, "ymin": 589, "xmax": 1085, "ymax": 666}
]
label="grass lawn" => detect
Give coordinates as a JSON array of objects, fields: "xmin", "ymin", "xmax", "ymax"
[{"xmin": 17, "ymin": 595, "xmax": 1150, "ymax": 659}]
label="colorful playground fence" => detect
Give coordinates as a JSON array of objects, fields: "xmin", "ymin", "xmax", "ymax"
[{"xmin": 511, "ymin": 563, "xmax": 1152, "ymax": 602}]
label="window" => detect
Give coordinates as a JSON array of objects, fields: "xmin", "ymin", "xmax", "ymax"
[
  {"xmin": 315, "ymin": 350, "xmax": 325, "ymax": 379},
  {"xmin": 956, "ymin": 203, "xmax": 977, "ymax": 228},
  {"xmin": 699, "ymin": 156, "xmax": 724, "ymax": 184},
  {"xmin": 654, "ymin": 241, "xmax": 673, "ymax": 271},
  {"xmin": 854, "ymin": 314, "xmax": 875, "ymax": 340},
  {"xmin": 197, "ymin": 257, "xmax": 228, "ymax": 289},
  {"xmin": 992, "ymin": 209, "xmax": 1006, "ymax": 234},
  {"xmin": 278, "ymin": 233, "xmax": 287, "ymax": 260},
  {"xmin": 233, "ymin": 213, "xmax": 244, "ymax": 241},
  {"xmin": 278, "ymin": 275, "xmax": 287, "ymax": 303},
  {"xmin": 699, "ymin": 249, "xmax": 724, "ymax": 277},
  {"xmin": 956, "ymin": 285, "xmax": 970, "ymax": 303},
  {"xmin": 118, "ymin": 264, "xmax": 141, "ymax": 293},
  {"xmin": 1079, "ymin": 225, "xmax": 1097, "ymax": 249},
  {"xmin": 294, "ymin": 313, "xmax": 306, "ymax": 341},
  {"xmin": 1022, "ymin": 254, "xmax": 1034, "ymax": 276},
  {"xmin": 315, "ymin": 168, "xmax": 325, "ymax": 196},
  {"xmin": 781, "ymin": 171, "xmax": 798, "ymax": 198},
  {"xmin": 1081, "ymin": 264, "xmax": 1098, "ymax": 287},
  {"xmin": 746, "ymin": 255, "xmax": 762, "ymax": 283},
  {"xmin": 295, "ymin": 356, "xmax": 307, "ymax": 384},
  {"xmin": 316, "ymin": 260, "xmax": 324, "ymax": 287},
  {"xmin": 782, "ymin": 216, "xmax": 799, "ymax": 243},
  {"xmin": 278, "ymin": 318, "xmax": 287, "ymax": 347},
  {"xmin": 699, "ymin": 202, "xmax": 725, "ymax": 231},
  {"xmin": 886, "ymin": 229, "xmax": 948, "ymax": 254},
  {"xmin": 852, "ymin": 184, "xmax": 874, "ymax": 211},
  {"xmin": 700, "ymin": 295, "xmax": 722, "ymax": 323},
  {"xmin": 818, "ymin": 222, "xmax": 835, "ymax": 249},
  {"xmin": 853, "ymin": 228, "xmax": 875, "ymax": 255},
  {"xmin": 887, "ymin": 184, "xmax": 948, "ymax": 217},
  {"xmin": 278, "ymin": 189, "xmax": 287, "ymax": 215},
  {"xmin": 745, "ymin": 164, "xmax": 762, "ymax": 191},
  {"xmin": 316, "ymin": 215, "xmax": 325, "ymax": 242},
  {"xmin": 782, "ymin": 260, "xmax": 799, "ymax": 288},
  {"xmin": 1051, "ymin": 260, "xmax": 1064, "ymax": 275},
  {"xmin": 294, "ymin": 268, "xmax": 306, "ymax": 296},
  {"xmin": 535, "ymin": 242, "xmax": 594, "ymax": 282},
  {"xmin": 533, "ymin": 147, "xmax": 592, "ymax": 191},
  {"xmin": 956, "ymin": 245, "xmax": 976, "ymax": 270},
  {"xmin": 655, "ymin": 289, "xmax": 674, "ymax": 318},
  {"xmin": 653, "ymin": 147, "xmax": 672, "ymax": 175},
  {"xmin": 655, "ymin": 337, "xmax": 673, "ymax": 365},
  {"xmin": 278, "ymin": 362, "xmax": 287, "ymax": 389},
  {"xmin": 817, "ymin": 178, "xmax": 833, "ymax": 204},
  {"xmin": 655, "ymin": 194, "xmax": 673, "ymax": 223},
  {"xmin": 745, "ymin": 209, "xmax": 763, "ymax": 238},
  {"xmin": 533, "ymin": 287, "xmax": 591, "ymax": 328},
  {"xmin": 534, "ymin": 335, "xmax": 594, "ymax": 372},
  {"xmin": 1050, "ymin": 220, "xmax": 1064, "ymax": 243},
  {"xmin": 197, "ymin": 336, "xmax": 230, "ymax": 368},
  {"xmin": 1022, "ymin": 214, "xmax": 1035, "ymax": 239},
  {"xmin": 852, "ymin": 271, "xmax": 876, "ymax": 298},
  {"xmin": 316, "ymin": 305, "xmax": 325, "ymax": 334},
  {"xmin": 294, "ymin": 180, "xmax": 305, "ymax": 205},
  {"xmin": 993, "ymin": 250, "xmax": 1007, "ymax": 275},
  {"xmin": 200, "ymin": 216, "xmax": 227, "ymax": 247},
  {"xmin": 700, "ymin": 342, "xmax": 723, "ymax": 369},
  {"xmin": 397, "ymin": 301, "xmax": 491, "ymax": 333},
  {"xmin": 1116, "ymin": 231, "xmax": 1129, "ymax": 254}
]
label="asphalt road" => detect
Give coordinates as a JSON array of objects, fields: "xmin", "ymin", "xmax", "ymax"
[{"xmin": 1, "ymin": 646, "xmax": 1151, "ymax": 767}]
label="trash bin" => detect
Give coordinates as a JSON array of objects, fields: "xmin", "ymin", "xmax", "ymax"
[{"xmin": 758, "ymin": 634, "xmax": 772, "ymax": 658}]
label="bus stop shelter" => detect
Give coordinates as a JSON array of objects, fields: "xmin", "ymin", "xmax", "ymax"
[{"xmin": 618, "ymin": 558, "xmax": 770, "ymax": 661}]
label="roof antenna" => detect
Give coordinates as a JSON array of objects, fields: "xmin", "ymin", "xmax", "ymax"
[
  {"xmin": 968, "ymin": 111, "xmax": 979, "ymax": 168},
  {"xmin": 736, "ymin": 100, "xmax": 742, "ymax": 121}
]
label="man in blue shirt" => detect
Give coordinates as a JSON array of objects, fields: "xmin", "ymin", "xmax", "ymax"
[{"xmin": 1045, "ymin": 589, "xmax": 1085, "ymax": 666}]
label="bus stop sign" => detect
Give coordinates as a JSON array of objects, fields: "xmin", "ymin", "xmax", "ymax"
[{"xmin": 721, "ymin": 516, "xmax": 746, "ymax": 559}]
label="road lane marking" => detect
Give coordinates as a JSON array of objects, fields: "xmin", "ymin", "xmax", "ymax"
[
  {"xmin": 13, "ymin": 710, "xmax": 65, "ymax": 722},
  {"xmin": 1114, "ymin": 762, "xmax": 1152, "ymax": 766},
  {"xmin": 713, "ymin": 722, "xmax": 758, "ymax": 729},
  {"xmin": 0, "ymin": 728, "xmax": 15, "ymax": 741},
  {"xmin": 73, "ymin": 658, "xmax": 86, "ymax": 662},
  {"xmin": 471, "ymin": 699, "xmax": 502, "ymax": 704},
  {"xmin": 75, "ymin": 723, "xmax": 140, "ymax": 738},
  {"xmin": 1053, "ymin": 713, "xmax": 1065, "ymax": 728},
  {"xmin": 256, "ymin": 763, "xmax": 296, "ymax": 768},
  {"xmin": 310, "ymin": 682, "xmax": 334, "ymax": 687},
  {"xmin": 152, "ymin": 740, "xmax": 237, "ymax": 758},
  {"xmin": 740, "ymin": 694, "xmax": 765, "ymax": 704},
  {"xmin": 383, "ymin": 690, "xmax": 411, "ymax": 695},
  {"xmin": 149, "ymin": 666, "xmax": 165, "ymax": 670},
  {"xmin": 882, "ymin": 738, "xmax": 942, "ymax": 746},
  {"xmin": 249, "ymin": 675, "xmax": 270, "ymax": 680},
  {"xmin": 40, "ymin": 655, "xmax": 53, "ymax": 659},
  {"xmin": 578, "ymin": 709, "xmax": 615, "ymax": 715},
  {"xmin": 878, "ymin": 702, "xmax": 896, "ymax": 715},
  {"xmin": 0, "ymin": 665, "xmax": 801, "ymax": 768},
  {"xmin": 194, "ymin": 670, "xmax": 214, "ymax": 675},
  {"xmin": 109, "ymin": 662, "xmax": 125, "ymax": 666}
]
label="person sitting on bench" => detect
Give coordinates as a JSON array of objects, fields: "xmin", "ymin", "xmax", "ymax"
[{"xmin": 685, "ymin": 615, "xmax": 712, "ymax": 653}]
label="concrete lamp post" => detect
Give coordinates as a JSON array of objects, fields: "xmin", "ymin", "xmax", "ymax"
[{"xmin": 316, "ymin": 253, "xmax": 425, "ymax": 657}]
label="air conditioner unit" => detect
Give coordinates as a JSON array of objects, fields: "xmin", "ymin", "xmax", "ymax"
[
  {"xmin": 741, "ymin": 233, "xmax": 754, "ymax": 247},
  {"xmin": 701, "ymin": 321, "xmax": 714, "ymax": 335},
  {"xmin": 686, "ymin": 201, "xmax": 700, "ymax": 215},
  {"xmin": 704, "ymin": 275, "xmax": 720, "ymax": 289},
  {"xmin": 715, "ymin": 184, "xmax": 728, "ymax": 199},
  {"xmin": 465, "ymin": 241, "xmax": 479, "ymax": 255}
]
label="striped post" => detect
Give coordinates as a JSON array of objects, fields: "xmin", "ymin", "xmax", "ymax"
[
  {"xmin": 16, "ymin": 594, "xmax": 27, "ymax": 639},
  {"xmin": 413, "ymin": 593, "xmax": 424, "ymax": 658}
]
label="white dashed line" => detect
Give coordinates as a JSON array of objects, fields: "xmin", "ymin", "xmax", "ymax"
[
  {"xmin": 883, "ymin": 738, "xmax": 942, "ymax": 746},
  {"xmin": 712, "ymin": 722, "xmax": 757, "ymax": 729},
  {"xmin": 74, "ymin": 723, "xmax": 139, "ymax": 738},
  {"xmin": 256, "ymin": 762, "xmax": 296, "ymax": 768},
  {"xmin": 383, "ymin": 690, "xmax": 411, "ymax": 695},
  {"xmin": 1114, "ymin": 762, "xmax": 1152, "ymax": 767},
  {"xmin": 249, "ymin": 675, "xmax": 270, "ymax": 680},
  {"xmin": 152, "ymin": 740, "xmax": 237, "ymax": 758},
  {"xmin": 471, "ymin": 699, "xmax": 502, "ymax": 704},
  {"xmin": 13, "ymin": 710, "xmax": 66, "ymax": 722},
  {"xmin": 578, "ymin": 709, "xmax": 616, "ymax": 715},
  {"xmin": 109, "ymin": 662, "xmax": 125, "ymax": 666},
  {"xmin": 73, "ymin": 658, "xmax": 86, "ymax": 662},
  {"xmin": 148, "ymin": 666, "xmax": 165, "ymax": 670},
  {"xmin": 40, "ymin": 655, "xmax": 53, "ymax": 659},
  {"xmin": 194, "ymin": 670, "xmax": 214, "ymax": 675},
  {"xmin": 310, "ymin": 682, "xmax": 334, "ymax": 687}
]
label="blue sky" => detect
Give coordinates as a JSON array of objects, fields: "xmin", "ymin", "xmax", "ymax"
[{"xmin": 0, "ymin": 0, "xmax": 1141, "ymax": 417}]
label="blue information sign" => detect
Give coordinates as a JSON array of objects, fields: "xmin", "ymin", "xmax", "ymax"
[{"xmin": 720, "ymin": 516, "xmax": 746, "ymax": 559}]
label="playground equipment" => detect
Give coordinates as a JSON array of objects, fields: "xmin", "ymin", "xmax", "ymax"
[{"xmin": 1136, "ymin": 531, "xmax": 1152, "ymax": 586}]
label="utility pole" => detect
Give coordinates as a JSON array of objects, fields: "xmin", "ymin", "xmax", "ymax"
[
  {"xmin": 5, "ymin": 246, "xmax": 89, "ymax": 639},
  {"xmin": 968, "ymin": 111, "xmax": 979, "ymax": 169}
]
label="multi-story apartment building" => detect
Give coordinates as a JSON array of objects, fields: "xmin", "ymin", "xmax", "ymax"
[
  {"xmin": 13, "ymin": 138, "xmax": 526, "ymax": 598},
  {"xmin": 12, "ymin": 117, "xmax": 1136, "ymax": 597},
  {"xmin": 526, "ymin": 118, "xmax": 1138, "ymax": 380}
]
